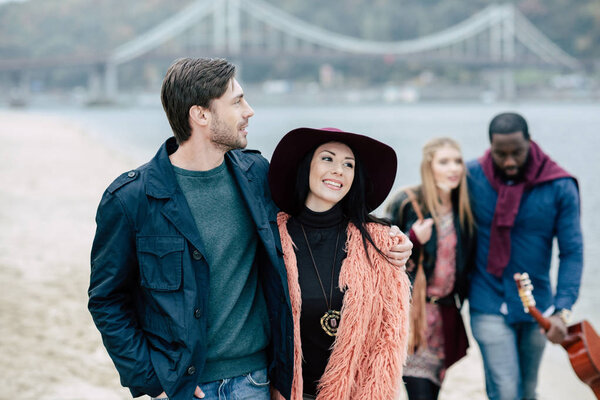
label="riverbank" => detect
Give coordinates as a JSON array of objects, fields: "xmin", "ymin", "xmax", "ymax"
[
  {"xmin": 0, "ymin": 110, "xmax": 594, "ymax": 399},
  {"xmin": 0, "ymin": 111, "xmax": 132, "ymax": 399}
]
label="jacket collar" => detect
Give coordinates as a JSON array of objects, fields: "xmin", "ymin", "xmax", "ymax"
[
  {"xmin": 227, "ymin": 147, "xmax": 255, "ymax": 172},
  {"xmin": 145, "ymin": 137, "xmax": 256, "ymax": 199},
  {"xmin": 145, "ymin": 137, "xmax": 179, "ymax": 199},
  {"xmin": 143, "ymin": 137, "xmax": 263, "ymax": 256}
]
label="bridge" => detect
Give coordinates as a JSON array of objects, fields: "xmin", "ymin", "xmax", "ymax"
[{"xmin": 1, "ymin": 0, "xmax": 580, "ymax": 102}]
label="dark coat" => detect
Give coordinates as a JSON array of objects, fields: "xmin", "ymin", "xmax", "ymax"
[
  {"xmin": 88, "ymin": 138, "xmax": 294, "ymax": 400},
  {"xmin": 386, "ymin": 186, "xmax": 475, "ymax": 368}
]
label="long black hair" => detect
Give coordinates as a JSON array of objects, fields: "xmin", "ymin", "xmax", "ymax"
[{"xmin": 289, "ymin": 144, "xmax": 391, "ymax": 263}]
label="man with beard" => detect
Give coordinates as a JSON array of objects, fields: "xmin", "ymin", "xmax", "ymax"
[
  {"xmin": 88, "ymin": 58, "xmax": 412, "ymax": 400},
  {"xmin": 466, "ymin": 112, "xmax": 583, "ymax": 400}
]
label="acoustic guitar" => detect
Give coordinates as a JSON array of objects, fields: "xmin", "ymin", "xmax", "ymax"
[{"xmin": 514, "ymin": 272, "xmax": 600, "ymax": 399}]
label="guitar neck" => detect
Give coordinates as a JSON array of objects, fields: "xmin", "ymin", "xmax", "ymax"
[
  {"xmin": 527, "ymin": 305, "xmax": 551, "ymax": 331},
  {"xmin": 514, "ymin": 273, "xmax": 552, "ymax": 331}
]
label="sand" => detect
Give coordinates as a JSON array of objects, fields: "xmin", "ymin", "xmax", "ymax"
[
  {"xmin": 0, "ymin": 110, "xmax": 594, "ymax": 399},
  {"xmin": 0, "ymin": 111, "xmax": 132, "ymax": 399}
]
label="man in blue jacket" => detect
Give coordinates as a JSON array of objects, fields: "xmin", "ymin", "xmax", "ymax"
[
  {"xmin": 88, "ymin": 58, "xmax": 411, "ymax": 400},
  {"xmin": 88, "ymin": 58, "xmax": 291, "ymax": 400},
  {"xmin": 467, "ymin": 112, "xmax": 583, "ymax": 400}
]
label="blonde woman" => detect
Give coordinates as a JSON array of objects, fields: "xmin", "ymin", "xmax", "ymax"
[{"xmin": 385, "ymin": 137, "xmax": 475, "ymax": 399}]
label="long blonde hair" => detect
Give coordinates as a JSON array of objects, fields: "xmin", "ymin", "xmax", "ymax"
[{"xmin": 420, "ymin": 137, "xmax": 474, "ymax": 234}]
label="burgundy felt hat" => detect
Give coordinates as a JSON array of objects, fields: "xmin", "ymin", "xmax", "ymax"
[{"xmin": 268, "ymin": 127, "xmax": 397, "ymax": 213}]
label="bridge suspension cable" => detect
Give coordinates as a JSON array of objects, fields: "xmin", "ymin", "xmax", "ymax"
[
  {"xmin": 513, "ymin": 11, "xmax": 579, "ymax": 69},
  {"xmin": 108, "ymin": 0, "xmax": 216, "ymax": 65},
  {"xmin": 243, "ymin": 0, "xmax": 578, "ymax": 68},
  {"xmin": 106, "ymin": 0, "xmax": 579, "ymax": 69},
  {"xmin": 244, "ymin": 0, "xmax": 500, "ymax": 55}
]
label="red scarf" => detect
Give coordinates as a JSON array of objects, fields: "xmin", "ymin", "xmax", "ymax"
[{"xmin": 479, "ymin": 140, "xmax": 574, "ymax": 277}]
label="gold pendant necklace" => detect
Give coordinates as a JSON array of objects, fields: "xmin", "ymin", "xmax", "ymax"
[
  {"xmin": 301, "ymin": 224, "xmax": 342, "ymax": 337},
  {"xmin": 320, "ymin": 309, "xmax": 341, "ymax": 336}
]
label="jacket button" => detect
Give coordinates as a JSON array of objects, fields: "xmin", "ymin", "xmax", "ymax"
[
  {"xmin": 127, "ymin": 170, "xmax": 136, "ymax": 178},
  {"xmin": 186, "ymin": 366, "xmax": 196, "ymax": 375},
  {"xmin": 192, "ymin": 250, "xmax": 202, "ymax": 260},
  {"xmin": 194, "ymin": 308, "xmax": 202, "ymax": 319}
]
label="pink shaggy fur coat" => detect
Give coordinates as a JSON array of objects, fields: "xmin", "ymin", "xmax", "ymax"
[{"xmin": 273, "ymin": 213, "xmax": 411, "ymax": 400}]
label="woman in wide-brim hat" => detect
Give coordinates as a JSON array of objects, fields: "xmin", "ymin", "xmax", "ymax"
[{"xmin": 268, "ymin": 127, "xmax": 411, "ymax": 400}]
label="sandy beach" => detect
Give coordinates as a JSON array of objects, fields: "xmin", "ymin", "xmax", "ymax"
[{"xmin": 0, "ymin": 110, "xmax": 594, "ymax": 399}]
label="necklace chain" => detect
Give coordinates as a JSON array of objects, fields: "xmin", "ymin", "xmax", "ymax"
[{"xmin": 300, "ymin": 224, "xmax": 340, "ymax": 311}]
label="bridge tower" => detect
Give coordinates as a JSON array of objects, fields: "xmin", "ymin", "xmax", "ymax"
[
  {"xmin": 99, "ymin": 0, "xmax": 245, "ymax": 102},
  {"xmin": 0, "ymin": 0, "xmax": 578, "ymax": 104},
  {"xmin": 97, "ymin": 1, "xmax": 578, "ymax": 103}
]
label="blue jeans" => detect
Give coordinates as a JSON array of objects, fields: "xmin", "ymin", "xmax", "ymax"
[
  {"xmin": 152, "ymin": 368, "xmax": 270, "ymax": 400},
  {"xmin": 471, "ymin": 312, "xmax": 546, "ymax": 400}
]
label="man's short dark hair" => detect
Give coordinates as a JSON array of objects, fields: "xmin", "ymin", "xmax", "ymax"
[
  {"xmin": 488, "ymin": 112, "xmax": 530, "ymax": 142},
  {"xmin": 161, "ymin": 58, "xmax": 236, "ymax": 144}
]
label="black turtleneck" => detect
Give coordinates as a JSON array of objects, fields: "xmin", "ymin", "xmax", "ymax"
[{"xmin": 287, "ymin": 205, "xmax": 348, "ymax": 396}]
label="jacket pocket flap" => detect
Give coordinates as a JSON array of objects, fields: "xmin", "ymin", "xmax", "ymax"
[
  {"xmin": 137, "ymin": 236, "xmax": 184, "ymax": 291},
  {"xmin": 137, "ymin": 236, "xmax": 184, "ymax": 258}
]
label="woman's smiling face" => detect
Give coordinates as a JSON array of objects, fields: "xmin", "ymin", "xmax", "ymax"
[
  {"xmin": 305, "ymin": 141, "xmax": 355, "ymax": 212},
  {"xmin": 431, "ymin": 145, "xmax": 464, "ymax": 192}
]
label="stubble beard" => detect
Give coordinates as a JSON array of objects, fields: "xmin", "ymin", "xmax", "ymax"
[{"xmin": 209, "ymin": 113, "xmax": 247, "ymax": 152}]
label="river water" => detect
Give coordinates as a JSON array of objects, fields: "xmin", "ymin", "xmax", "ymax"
[{"xmin": 29, "ymin": 101, "xmax": 600, "ymax": 323}]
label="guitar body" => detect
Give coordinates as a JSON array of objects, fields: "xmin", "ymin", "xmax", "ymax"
[
  {"xmin": 514, "ymin": 273, "xmax": 600, "ymax": 399},
  {"xmin": 563, "ymin": 321, "xmax": 600, "ymax": 398}
]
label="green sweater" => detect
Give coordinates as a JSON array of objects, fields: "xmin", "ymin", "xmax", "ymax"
[{"xmin": 174, "ymin": 161, "xmax": 270, "ymax": 382}]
